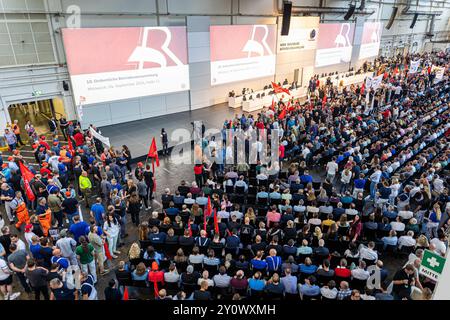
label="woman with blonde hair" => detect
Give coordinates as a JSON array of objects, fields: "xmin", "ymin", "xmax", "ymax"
[
  {"xmin": 416, "ymin": 234, "xmax": 429, "ymax": 249},
  {"xmin": 245, "ymin": 207, "xmax": 256, "ymax": 224},
  {"xmin": 128, "ymin": 242, "xmax": 141, "ymax": 260},
  {"xmin": 131, "ymin": 262, "xmax": 148, "ymax": 281}
]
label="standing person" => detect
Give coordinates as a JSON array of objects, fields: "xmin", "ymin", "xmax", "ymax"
[
  {"xmin": 59, "ymin": 117, "xmax": 68, "ymax": 140},
  {"xmin": 25, "ymin": 258, "xmax": 49, "ymax": 300},
  {"xmin": 12, "ymin": 120, "xmax": 24, "ymax": 147},
  {"xmin": 127, "ymin": 192, "xmax": 142, "ymax": 227},
  {"xmin": 79, "ymin": 171, "xmax": 93, "ymax": 209},
  {"xmin": 7, "ymin": 243, "xmax": 31, "ymax": 293},
  {"xmin": 48, "ymin": 189, "xmax": 64, "ymax": 228},
  {"xmin": 48, "ymin": 117, "xmax": 58, "ymax": 135},
  {"xmin": 103, "ymin": 213, "xmax": 121, "ymax": 259},
  {"xmin": 9, "ymin": 191, "xmax": 30, "ymax": 231},
  {"xmin": 4, "ymin": 129, "xmax": 17, "ymax": 151},
  {"xmin": 0, "ymin": 183, "xmax": 15, "ymax": 224},
  {"xmin": 88, "ymin": 225, "xmax": 108, "ymax": 276},
  {"xmin": 137, "ymin": 176, "xmax": 149, "ymax": 210},
  {"xmin": 55, "ymin": 229, "xmax": 77, "ymax": 266},
  {"xmin": 326, "ymin": 157, "xmax": 339, "ymax": 183},
  {"xmin": 122, "ymin": 145, "xmax": 132, "ymax": 173},
  {"xmin": 143, "ymin": 164, "xmax": 154, "ymax": 201},
  {"xmin": 0, "ymin": 254, "xmax": 21, "ymax": 300},
  {"xmin": 76, "ymin": 236, "xmax": 97, "ymax": 284},
  {"xmin": 161, "ymin": 128, "xmax": 169, "ymax": 156}
]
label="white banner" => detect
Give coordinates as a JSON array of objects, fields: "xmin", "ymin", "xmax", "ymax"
[
  {"xmin": 432, "ymin": 65, "xmax": 445, "ymax": 83},
  {"xmin": 89, "ymin": 127, "xmax": 111, "ymax": 147},
  {"xmin": 370, "ymin": 74, "xmax": 383, "ymax": 90},
  {"xmin": 409, "ymin": 60, "xmax": 421, "ymax": 74}
]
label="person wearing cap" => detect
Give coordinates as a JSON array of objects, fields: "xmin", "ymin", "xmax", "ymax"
[
  {"xmin": 7, "ymin": 157, "xmax": 19, "ymax": 173},
  {"xmin": 61, "ymin": 190, "xmax": 79, "ymax": 226},
  {"xmin": 1, "ymin": 164, "xmax": 11, "ymax": 182}
]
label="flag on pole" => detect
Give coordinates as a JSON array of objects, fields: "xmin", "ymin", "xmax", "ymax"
[
  {"xmin": 271, "ymin": 81, "xmax": 291, "ymax": 95},
  {"xmin": 203, "ymin": 196, "xmax": 212, "ymax": 232},
  {"xmin": 19, "ymin": 161, "xmax": 35, "ymax": 202},
  {"xmin": 270, "ymin": 97, "xmax": 275, "ymax": 111},
  {"xmin": 123, "ymin": 286, "xmax": 129, "ymax": 300},
  {"xmin": 278, "ymin": 107, "xmax": 287, "ymax": 120},
  {"xmin": 67, "ymin": 136, "xmax": 75, "ymax": 156},
  {"xmin": 213, "ymin": 208, "xmax": 219, "ymax": 234},
  {"xmin": 147, "ymin": 137, "xmax": 160, "ymax": 167}
]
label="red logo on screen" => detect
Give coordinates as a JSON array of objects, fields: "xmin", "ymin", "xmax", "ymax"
[
  {"xmin": 242, "ymin": 25, "xmax": 274, "ymax": 57},
  {"xmin": 128, "ymin": 27, "xmax": 184, "ymax": 68}
]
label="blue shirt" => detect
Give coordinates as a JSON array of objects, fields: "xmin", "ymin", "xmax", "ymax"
[
  {"xmin": 251, "ymin": 259, "xmax": 267, "ymax": 270},
  {"xmin": 90, "ymin": 203, "xmax": 105, "ymax": 224},
  {"xmin": 30, "ymin": 244, "xmax": 43, "ymax": 260},
  {"xmin": 354, "ymin": 178, "xmax": 366, "ymax": 189},
  {"xmin": 51, "ymin": 256, "xmax": 70, "ymax": 269},
  {"xmin": 300, "ymin": 175, "xmax": 313, "ymax": 184},
  {"xmin": 300, "ymin": 284, "xmax": 320, "ymax": 296},
  {"xmin": 266, "ymin": 256, "xmax": 282, "ymax": 272},
  {"xmin": 249, "ymin": 278, "xmax": 266, "ymax": 291},
  {"xmin": 165, "ymin": 207, "xmax": 180, "ymax": 217},
  {"xmin": 69, "ymin": 221, "xmax": 90, "ymax": 242},
  {"xmin": 299, "ymin": 264, "xmax": 317, "ymax": 274}
]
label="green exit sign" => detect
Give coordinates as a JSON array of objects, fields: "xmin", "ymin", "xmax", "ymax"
[{"xmin": 32, "ymin": 90, "xmax": 43, "ymax": 97}]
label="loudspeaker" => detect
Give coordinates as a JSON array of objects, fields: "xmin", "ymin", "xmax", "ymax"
[
  {"xmin": 358, "ymin": 0, "xmax": 365, "ymax": 10},
  {"xmin": 385, "ymin": 6, "xmax": 398, "ymax": 30},
  {"xmin": 281, "ymin": 1, "xmax": 292, "ymax": 36},
  {"xmin": 344, "ymin": 4, "xmax": 356, "ymax": 20},
  {"xmin": 410, "ymin": 13, "xmax": 418, "ymax": 29},
  {"xmin": 62, "ymin": 81, "xmax": 69, "ymax": 91}
]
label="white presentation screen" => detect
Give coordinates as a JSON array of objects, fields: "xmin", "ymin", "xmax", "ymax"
[
  {"xmin": 359, "ymin": 22, "xmax": 382, "ymax": 60},
  {"xmin": 210, "ymin": 25, "xmax": 277, "ymax": 86},
  {"xmin": 315, "ymin": 23, "xmax": 355, "ymax": 68},
  {"xmin": 62, "ymin": 27, "xmax": 190, "ymax": 106},
  {"xmin": 277, "ymin": 16, "xmax": 319, "ymax": 53}
]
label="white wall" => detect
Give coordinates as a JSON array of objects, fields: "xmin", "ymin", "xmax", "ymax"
[{"xmin": 0, "ymin": 0, "xmax": 449, "ymax": 130}]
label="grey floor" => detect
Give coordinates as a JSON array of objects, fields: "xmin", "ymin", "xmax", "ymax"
[{"xmin": 99, "ymin": 103, "xmax": 241, "ymax": 160}]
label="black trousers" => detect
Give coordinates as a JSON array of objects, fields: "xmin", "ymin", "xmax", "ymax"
[
  {"xmin": 139, "ymin": 195, "xmax": 149, "ymax": 209},
  {"xmin": 146, "ymin": 183, "xmax": 153, "ymax": 200},
  {"xmin": 15, "ymin": 134, "xmax": 25, "ymax": 146},
  {"xmin": 15, "ymin": 272, "xmax": 31, "ymax": 293},
  {"xmin": 32, "ymin": 285, "xmax": 49, "ymax": 300},
  {"xmin": 130, "ymin": 210, "xmax": 140, "ymax": 226}
]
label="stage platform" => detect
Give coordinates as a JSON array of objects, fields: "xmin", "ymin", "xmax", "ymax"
[{"xmin": 99, "ymin": 102, "xmax": 241, "ymax": 162}]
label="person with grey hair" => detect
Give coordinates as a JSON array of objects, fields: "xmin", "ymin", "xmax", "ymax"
[{"xmin": 398, "ymin": 230, "xmax": 417, "ymax": 249}]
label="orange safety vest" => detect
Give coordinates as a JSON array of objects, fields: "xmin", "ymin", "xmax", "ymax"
[
  {"xmin": 15, "ymin": 201, "xmax": 30, "ymax": 228},
  {"xmin": 38, "ymin": 209, "xmax": 52, "ymax": 236}
]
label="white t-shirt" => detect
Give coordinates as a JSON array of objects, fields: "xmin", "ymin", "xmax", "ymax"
[
  {"xmin": 0, "ymin": 258, "xmax": 11, "ymax": 281},
  {"xmin": 326, "ymin": 161, "xmax": 338, "ymax": 175},
  {"xmin": 430, "ymin": 238, "xmax": 447, "ymax": 256}
]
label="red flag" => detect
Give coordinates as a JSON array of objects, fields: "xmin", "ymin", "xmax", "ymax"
[
  {"xmin": 213, "ymin": 208, "xmax": 219, "ymax": 234},
  {"xmin": 188, "ymin": 219, "xmax": 192, "ymax": 237},
  {"xmin": 123, "ymin": 286, "xmax": 129, "ymax": 300},
  {"xmin": 278, "ymin": 108, "xmax": 286, "ymax": 120},
  {"xmin": 203, "ymin": 196, "xmax": 212, "ymax": 232},
  {"xmin": 270, "ymin": 97, "xmax": 275, "ymax": 110},
  {"xmin": 271, "ymin": 81, "xmax": 283, "ymax": 93},
  {"xmin": 19, "ymin": 162, "xmax": 35, "ymax": 202},
  {"xmin": 67, "ymin": 136, "xmax": 75, "ymax": 155},
  {"xmin": 147, "ymin": 137, "xmax": 160, "ymax": 167}
]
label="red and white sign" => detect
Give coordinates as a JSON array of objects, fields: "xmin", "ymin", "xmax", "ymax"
[
  {"xmin": 210, "ymin": 24, "xmax": 276, "ymax": 86},
  {"xmin": 62, "ymin": 27, "xmax": 189, "ymax": 105},
  {"xmin": 359, "ymin": 22, "xmax": 382, "ymax": 60},
  {"xmin": 315, "ymin": 23, "xmax": 355, "ymax": 67}
]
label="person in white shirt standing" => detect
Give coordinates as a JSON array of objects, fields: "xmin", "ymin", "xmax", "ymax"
[{"xmin": 326, "ymin": 157, "xmax": 339, "ymax": 183}]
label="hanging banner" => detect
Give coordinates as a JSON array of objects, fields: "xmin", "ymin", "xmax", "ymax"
[
  {"xmin": 89, "ymin": 127, "xmax": 111, "ymax": 147},
  {"xmin": 409, "ymin": 60, "xmax": 421, "ymax": 74}
]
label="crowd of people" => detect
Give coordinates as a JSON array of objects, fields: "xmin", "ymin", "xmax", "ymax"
[{"xmin": 0, "ymin": 51, "xmax": 448, "ymax": 301}]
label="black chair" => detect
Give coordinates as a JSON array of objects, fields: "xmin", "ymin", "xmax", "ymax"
[
  {"xmin": 164, "ymin": 281, "xmax": 180, "ymax": 295},
  {"xmin": 129, "ymin": 258, "xmax": 143, "ymax": 268},
  {"xmin": 226, "ymin": 185, "xmax": 234, "ymax": 194},
  {"xmin": 143, "ymin": 258, "xmax": 156, "ymax": 268},
  {"xmin": 302, "ymin": 293, "xmax": 321, "ymax": 301},
  {"xmin": 316, "ymin": 274, "xmax": 334, "ymax": 287},
  {"xmin": 175, "ymin": 261, "xmax": 188, "ymax": 273},
  {"xmin": 132, "ymin": 280, "xmax": 148, "ymax": 288},
  {"xmin": 362, "ymin": 258, "xmax": 376, "ymax": 267},
  {"xmin": 182, "ymin": 283, "xmax": 198, "ymax": 296},
  {"xmin": 351, "ymin": 278, "xmax": 367, "ymax": 292},
  {"xmin": 235, "ymin": 186, "xmax": 246, "ymax": 194},
  {"xmin": 139, "ymin": 240, "xmax": 152, "ymax": 250},
  {"xmin": 204, "ymin": 264, "xmax": 219, "ymax": 276},
  {"xmin": 159, "ymin": 259, "xmax": 171, "ymax": 271},
  {"xmin": 116, "ymin": 271, "xmax": 132, "ymax": 288},
  {"xmin": 249, "ymin": 289, "xmax": 264, "ymax": 300},
  {"xmin": 191, "ymin": 262, "xmax": 203, "ymax": 272}
]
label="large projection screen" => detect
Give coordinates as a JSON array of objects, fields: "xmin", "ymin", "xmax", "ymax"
[
  {"xmin": 62, "ymin": 27, "xmax": 190, "ymax": 106},
  {"xmin": 359, "ymin": 22, "xmax": 382, "ymax": 60},
  {"xmin": 315, "ymin": 23, "xmax": 355, "ymax": 68},
  {"xmin": 277, "ymin": 16, "xmax": 319, "ymax": 53},
  {"xmin": 210, "ymin": 25, "xmax": 276, "ymax": 86}
]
